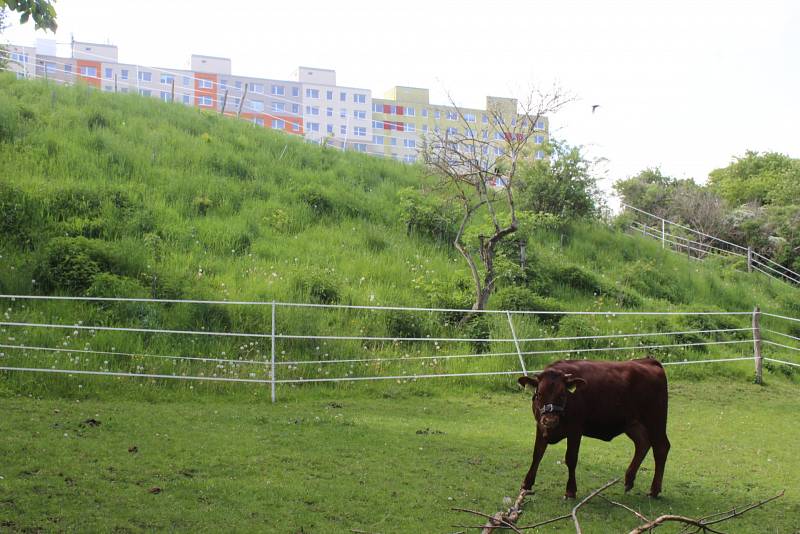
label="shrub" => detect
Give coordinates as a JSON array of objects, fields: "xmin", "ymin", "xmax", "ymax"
[
  {"xmin": 87, "ymin": 110, "xmax": 110, "ymax": 130},
  {"xmin": 193, "ymin": 196, "xmax": 213, "ymax": 216},
  {"xmin": 0, "ymin": 182, "xmax": 35, "ymax": 248},
  {"xmin": 298, "ymin": 187, "xmax": 334, "ymax": 215},
  {"xmin": 385, "ymin": 311, "xmax": 426, "ymax": 340},
  {"xmin": 619, "ymin": 260, "xmax": 687, "ymax": 304},
  {"xmin": 34, "ymin": 237, "xmax": 124, "ymax": 295},
  {"xmin": 551, "ymin": 264, "xmax": 604, "ymax": 293},
  {"xmin": 84, "ymin": 273, "xmax": 152, "ymax": 324},
  {"xmin": 47, "ymin": 187, "xmax": 104, "ymax": 221},
  {"xmin": 463, "ymin": 314, "xmax": 492, "ymax": 353},
  {"xmin": 493, "ymin": 287, "xmax": 564, "ymax": 326},
  {"xmin": 398, "ymin": 187, "xmax": 458, "ymax": 243},
  {"xmin": 294, "ymin": 268, "xmax": 340, "ymax": 304}
]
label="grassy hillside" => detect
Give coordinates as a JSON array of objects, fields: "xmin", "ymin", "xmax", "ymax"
[{"xmin": 1, "ymin": 73, "xmax": 799, "ymax": 398}]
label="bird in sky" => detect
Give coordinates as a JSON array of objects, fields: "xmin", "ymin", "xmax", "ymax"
[{"xmin": 592, "ymin": 104, "xmax": 601, "ymax": 113}]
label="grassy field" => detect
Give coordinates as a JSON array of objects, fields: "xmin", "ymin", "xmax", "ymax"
[{"xmin": 1, "ymin": 372, "xmax": 798, "ymax": 533}]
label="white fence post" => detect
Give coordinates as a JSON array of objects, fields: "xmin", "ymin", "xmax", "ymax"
[
  {"xmin": 506, "ymin": 311, "xmax": 527, "ymax": 376},
  {"xmin": 271, "ymin": 301, "xmax": 277, "ymax": 402},
  {"xmin": 753, "ymin": 306, "xmax": 762, "ymax": 385},
  {"xmin": 747, "ymin": 247, "xmax": 753, "ymax": 273},
  {"xmin": 661, "ymin": 219, "xmax": 666, "ymax": 249}
]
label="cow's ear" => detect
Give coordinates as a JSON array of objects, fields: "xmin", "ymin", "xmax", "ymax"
[
  {"xmin": 565, "ymin": 375, "xmax": 586, "ymax": 393},
  {"xmin": 518, "ymin": 375, "xmax": 539, "ymax": 390}
]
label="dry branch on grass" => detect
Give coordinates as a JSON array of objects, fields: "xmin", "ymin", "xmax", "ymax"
[{"xmin": 453, "ymin": 479, "xmax": 784, "ymax": 533}]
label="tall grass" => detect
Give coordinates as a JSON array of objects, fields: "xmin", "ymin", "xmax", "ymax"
[{"xmin": 0, "ymin": 73, "xmax": 798, "ymax": 398}]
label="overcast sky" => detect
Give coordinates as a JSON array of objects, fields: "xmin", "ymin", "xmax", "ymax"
[{"xmin": 3, "ymin": 0, "xmax": 798, "ymax": 203}]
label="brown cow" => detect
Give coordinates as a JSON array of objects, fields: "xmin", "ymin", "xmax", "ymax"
[{"xmin": 517, "ymin": 358, "xmax": 670, "ymax": 498}]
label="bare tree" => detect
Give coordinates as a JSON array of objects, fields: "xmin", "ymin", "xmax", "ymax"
[{"xmin": 422, "ymin": 88, "xmax": 571, "ymax": 311}]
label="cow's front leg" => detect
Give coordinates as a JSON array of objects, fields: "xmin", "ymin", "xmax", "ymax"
[
  {"xmin": 521, "ymin": 427, "xmax": 548, "ymax": 491},
  {"xmin": 564, "ymin": 434, "xmax": 582, "ymax": 499}
]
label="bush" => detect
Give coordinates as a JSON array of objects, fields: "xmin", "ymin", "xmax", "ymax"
[
  {"xmin": 84, "ymin": 273, "xmax": 152, "ymax": 324},
  {"xmin": 299, "ymin": 187, "xmax": 334, "ymax": 215},
  {"xmin": 619, "ymin": 260, "xmax": 688, "ymax": 304},
  {"xmin": 0, "ymin": 182, "xmax": 35, "ymax": 248},
  {"xmin": 34, "ymin": 237, "xmax": 124, "ymax": 295},
  {"xmin": 493, "ymin": 287, "xmax": 564, "ymax": 326},
  {"xmin": 463, "ymin": 314, "xmax": 492, "ymax": 353},
  {"xmin": 193, "ymin": 196, "xmax": 213, "ymax": 216},
  {"xmin": 398, "ymin": 187, "xmax": 458, "ymax": 243},
  {"xmin": 385, "ymin": 311, "xmax": 426, "ymax": 339},
  {"xmin": 294, "ymin": 268, "xmax": 340, "ymax": 304},
  {"xmin": 551, "ymin": 264, "xmax": 603, "ymax": 293}
]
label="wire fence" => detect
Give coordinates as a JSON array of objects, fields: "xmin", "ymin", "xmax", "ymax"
[
  {"xmin": 2, "ymin": 295, "xmax": 797, "ymax": 400},
  {"xmin": 621, "ymin": 204, "xmax": 800, "ymax": 286}
]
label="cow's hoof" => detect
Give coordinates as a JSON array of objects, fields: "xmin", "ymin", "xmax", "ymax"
[
  {"xmin": 624, "ymin": 483, "xmax": 633, "ymax": 493},
  {"xmin": 647, "ymin": 490, "xmax": 661, "ymax": 499},
  {"xmin": 564, "ymin": 491, "xmax": 576, "ymax": 499}
]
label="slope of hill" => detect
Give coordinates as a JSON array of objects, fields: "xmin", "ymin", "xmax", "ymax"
[{"xmin": 1, "ymin": 74, "xmax": 798, "ymax": 396}]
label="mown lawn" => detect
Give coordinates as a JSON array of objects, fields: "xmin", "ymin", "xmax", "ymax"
[{"xmin": 1, "ymin": 376, "xmax": 798, "ymax": 533}]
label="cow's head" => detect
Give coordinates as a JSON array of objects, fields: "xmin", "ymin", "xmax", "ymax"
[{"xmin": 518, "ymin": 371, "xmax": 586, "ymax": 433}]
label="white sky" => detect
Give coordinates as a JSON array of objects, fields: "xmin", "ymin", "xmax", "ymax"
[{"xmin": 3, "ymin": 0, "xmax": 798, "ymax": 203}]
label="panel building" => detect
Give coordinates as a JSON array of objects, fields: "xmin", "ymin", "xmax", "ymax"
[{"xmin": 4, "ymin": 39, "xmax": 548, "ymax": 163}]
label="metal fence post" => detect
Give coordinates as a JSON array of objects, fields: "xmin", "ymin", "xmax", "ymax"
[
  {"xmin": 753, "ymin": 306, "xmax": 762, "ymax": 385},
  {"xmin": 747, "ymin": 247, "xmax": 753, "ymax": 273},
  {"xmin": 506, "ymin": 311, "xmax": 527, "ymax": 376},
  {"xmin": 271, "ymin": 301, "xmax": 277, "ymax": 402},
  {"xmin": 661, "ymin": 219, "xmax": 666, "ymax": 249}
]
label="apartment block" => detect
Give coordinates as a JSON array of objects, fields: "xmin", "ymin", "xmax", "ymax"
[{"xmin": 4, "ymin": 39, "xmax": 549, "ymax": 164}]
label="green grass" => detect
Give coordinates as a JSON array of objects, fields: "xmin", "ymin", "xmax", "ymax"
[{"xmin": 1, "ymin": 376, "xmax": 797, "ymax": 533}]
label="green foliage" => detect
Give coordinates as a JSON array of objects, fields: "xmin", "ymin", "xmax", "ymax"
[
  {"xmin": 294, "ymin": 268, "xmax": 341, "ymax": 304},
  {"xmin": 398, "ymin": 187, "xmax": 457, "ymax": 243},
  {"xmin": 619, "ymin": 260, "xmax": 687, "ymax": 304},
  {"xmin": 708, "ymin": 151, "xmax": 800, "ymax": 207},
  {"xmin": 0, "ymin": 181, "xmax": 35, "ymax": 247},
  {"xmin": 385, "ymin": 311, "xmax": 427, "ymax": 339},
  {"xmin": 493, "ymin": 286, "xmax": 564, "ymax": 325},
  {"xmin": 1, "ymin": 0, "xmax": 58, "ymax": 31},
  {"xmin": 518, "ymin": 140, "xmax": 600, "ymax": 219}
]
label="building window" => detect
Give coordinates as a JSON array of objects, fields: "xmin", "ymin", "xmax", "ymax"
[
  {"xmin": 406, "ymin": 123, "xmax": 416, "ymax": 133},
  {"xmin": 494, "ymin": 147, "xmax": 503, "ymax": 156},
  {"xmin": 251, "ymin": 100, "xmax": 265, "ymax": 112},
  {"xmin": 306, "ymin": 88, "xmax": 320, "ymax": 98},
  {"xmin": 160, "ymin": 74, "xmax": 174, "ymax": 84},
  {"xmin": 482, "ymin": 115, "xmax": 488, "ymax": 124},
  {"xmin": 232, "ymin": 97, "xmax": 241, "ymax": 108},
  {"xmin": 434, "ymin": 110, "xmax": 441, "ymax": 119},
  {"xmin": 340, "ymin": 124, "xmax": 347, "ymax": 135},
  {"xmin": 404, "ymin": 155, "xmax": 416, "ymax": 163},
  {"xmin": 160, "ymin": 91, "xmax": 170, "ymax": 102},
  {"xmin": 495, "ymin": 132, "xmax": 504, "ymax": 140},
  {"xmin": 326, "ymin": 107, "xmax": 333, "ymax": 117},
  {"xmin": 535, "ymin": 135, "xmax": 545, "ymax": 144},
  {"xmin": 79, "ymin": 65, "xmax": 96, "ymax": 77},
  {"xmin": 406, "ymin": 107, "xmax": 415, "ymax": 117},
  {"xmin": 353, "ymin": 110, "xmax": 366, "ymax": 119},
  {"xmin": 446, "ymin": 111, "xmax": 458, "ymax": 121},
  {"xmin": 235, "ymin": 80, "xmax": 242, "ymax": 89},
  {"xmin": 464, "ymin": 113, "xmax": 476, "ymax": 122},
  {"xmin": 197, "ymin": 78, "xmax": 213, "ymax": 89},
  {"xmin": 64, "ymin": 64, "xmax": 73, "ymax": 74},
  {"xmin": 139, "ymin": 89, "xmax": 152, "ymax": 97},
  {"xmin": 447, "ymin": 127, "xmax": 458, "ymax": 135},
  {"xmin": 182, "ymin": 75, "xmax": 190, "ymax": 86},
  {"xmin": 373, "ymin": 135, "xmax": 384, "ymax": 145},
  {"xmin": 421, "ymin": 108, "xmax": 428, "ymax": 118},
  {"xmin": 307, "ymin": 122, "xmax": 320, "ymax": 132},
  {"xmin": 354, "ymin": 143, "xmax": 367, "ymax": 152},
  {"xmin": 403, "ymin": 139, "xmax": 416, "ymax": 148},
  {"xmin": 291, "ymin": 86, "xmax": 300, "ymax": 97},
  {"xmin": 250, "ymin": 83, "xmax": 264, "ymax": 94},
  {"xmin": 353, "ymin": 93, "xmax": 366, "ymax": 104},
  {"xmin": 339, "ymin": 108, "xmax": 346, "ymax": 118},
  {"xmin": 198, "ymin": 95, "xmax": 213, "ymax": 106},
  {"xmin": 326, "ymin": 90, "xmax": 333, "ymax": 100},
  {"xmin": 271, "ymin": 84, "xmax": 285, "ymax": 95},
  {"xmin": 340, "ymin": 91, "xmax": 346, "ymax": 101},
  {"xmin": 183, "ymin": 94, "xmax": 191, "ymax": 104},
  {"xmin": 254, "ymin": 117, "xmax": 265, "ymax": 127},
  {"xmin": 119, "ymin": 69, "xmax": 128, "ymax": 80},
  {"xmin": 273, "ymin": 102, "xmax": 286, "ymax": 112},
  {"xmin": 103, "ymin": 67, "xmax": 112, "ymax": 79},
  {"xmin": 482, "ymin": 130, "xmax": 488, "ymax": 140},
  {"xmin": 353, "ymin": 126, "xmax": 366, "ymax": 136},
  {"xmin": 372, "ymin": 120, "xmax": 381, "ymax": 129},
  {"xmin": 422, "ymin": 125, "xmax": 428, "ymax": 133},
  {"xmin": 292, "ymin": 122, "xmax": 300, "ymax": 132},
  {"xmin": 536, "ymin": 120, "xmax": 545, "ymax": 130},
  {"xmin": 272, "ymin": 119, "xmax": 285, "ymax": 129},
  {"xmin": 372, "ymin": 103, "xmax": 383, "ymax": 113},
  {"xmin": 389, "ymin": 137, "xmax": 397, "ymax": 146},
  {"xmin": 535, "ymin": 150, "xmax": 545, "ymax": 160},
  {"xmin": 305, "ymin": 105, "xmax": 320, "ymax": 115},
  {"xmin": 220, "ymin": 79, "xmax": 228, "ymax": 89},
  {"xmin": 387, "ymin": 104, "xmax": 396, "ymax": 115},
  {"xmin": 292, "ymin": 103, "xmax": 300, "ymax": 114},
  {"xmin": 326, "ymin": 124, "xmax": 334, "ymax": 134}
]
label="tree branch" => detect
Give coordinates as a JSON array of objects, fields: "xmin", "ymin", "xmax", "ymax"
[{"xmin": 571, "ymin": 478, "xmax": 621, "ymax": 534}]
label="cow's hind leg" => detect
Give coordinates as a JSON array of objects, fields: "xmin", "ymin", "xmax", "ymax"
[
  {"xmin": 649, "ymin": 434, "xmax": 670, "ymax": 497},
  {"xmin": 624, "ymin": 422, "xmax": 651, "ymax": 492},
  {"xmin": 521, "ymin": 428, "xmax": 548, "ymax": 491},
  {"xmin": 564, "ymin": 434, "xmax": 582, "ymax": 499}
]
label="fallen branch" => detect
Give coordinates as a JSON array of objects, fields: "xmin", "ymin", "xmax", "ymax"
[
  {"xmin": 452, "ymin": 508, "xmax": 524, "ymax": 533},
  {"xmin": 572, "ymin": 478, "xmax": 621, "ymax": 534}
]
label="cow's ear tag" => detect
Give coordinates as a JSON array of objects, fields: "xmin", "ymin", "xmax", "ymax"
[{"xmin": 567, "ymin": 384, "xmax": 577, "ymax": 394}]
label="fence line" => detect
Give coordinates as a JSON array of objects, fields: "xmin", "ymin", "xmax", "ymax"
[
  {"xmin": 622, "ymin": 204, "xmax": 800, "ymax": 287},
  {"xmin": 764, "ymin": 358, "xmax": 800, "ymax": 368},
  {"xmin": 1, "ymin": 295, "xmax": 796, "ymax": 398}
]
